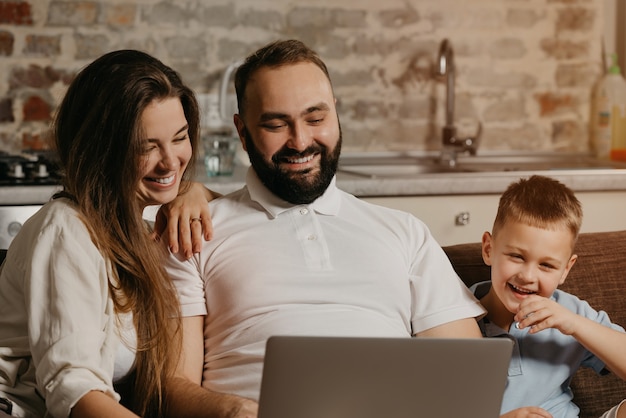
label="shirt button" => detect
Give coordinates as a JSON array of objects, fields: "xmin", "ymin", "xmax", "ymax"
[
  {"xmin": 307, "ymin": 234, "xmax": 316, "ymax": 241},
  {"xmin": 300, "ymin": 208, "xmax": 309, "ymax": 215}
]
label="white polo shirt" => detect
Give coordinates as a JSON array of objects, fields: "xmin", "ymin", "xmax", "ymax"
[{"xmin": 166, "ymin": 168, "xmax": 485, "ymax": 400}]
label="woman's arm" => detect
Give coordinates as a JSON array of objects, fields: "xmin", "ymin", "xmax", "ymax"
[
  {"xmin": 153, "ymin": 182, "xmax": 221, "ymax": 258},
  {"xmin": 25, "ymin": 207, "xmax": 133, "ymax": 417},
  {"xmin": 70, "ymin": 391, "xmax": 139, "ymax": 418}
]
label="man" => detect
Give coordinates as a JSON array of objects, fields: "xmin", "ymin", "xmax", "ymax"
[{"xmin": 165, "ymin": 39, "xmax": 485, "ymax": 417}]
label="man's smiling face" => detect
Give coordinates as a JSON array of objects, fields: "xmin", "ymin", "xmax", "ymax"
[{"xmin": 234, "ymin": 62, "xmax": 341, "ymax": 204}]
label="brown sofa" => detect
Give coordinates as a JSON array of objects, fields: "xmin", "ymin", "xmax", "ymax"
[{"xmin": 442, "ymin": 229, "xmax": 626, "ymax": 418}]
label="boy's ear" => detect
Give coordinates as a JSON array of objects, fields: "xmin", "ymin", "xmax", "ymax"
[
  {"xmin": 481, "ymin": 231, "xmax": 493, "ymax": 266},
  {"xmin": 559, "ymin": 254, "xmax": 578, "ymax": 285}
]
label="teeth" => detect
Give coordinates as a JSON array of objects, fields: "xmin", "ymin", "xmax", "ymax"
[
  {"xmin": 153, "ymin": 175, "xmax": 174, "ymax": 184},
  {"xmin": 510, "ymin": 284, "xmax": 535, "ymax": 294},
  {"xmin": 286, "ymin": 155, "xmax": 314, "ymax": 164}
]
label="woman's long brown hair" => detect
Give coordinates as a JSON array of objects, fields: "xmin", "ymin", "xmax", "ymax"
[{"xmin": 52, "ymin": 49, "xmax": 199, "ymax": 416}]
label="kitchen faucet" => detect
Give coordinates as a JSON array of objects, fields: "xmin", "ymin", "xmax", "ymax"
[
  {"xmin": 219, "ymin": 59, "xmax": 244, "ymax": 130},
  {"xmin": 436, "ymin": 39, "xmax": 481, "ymax": 166}
]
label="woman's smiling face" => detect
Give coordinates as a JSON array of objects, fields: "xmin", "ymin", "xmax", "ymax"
[{"xmin": 136, "ymin": 97, "xmax": 192, "ymax": 208}]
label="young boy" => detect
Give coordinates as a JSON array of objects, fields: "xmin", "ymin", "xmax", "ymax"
[{"xmin": 470, "ymin": 175, "xmax": 626, "ymax": 418}]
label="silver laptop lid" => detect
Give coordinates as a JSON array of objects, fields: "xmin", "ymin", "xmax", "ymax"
[{"xmin": 258, "ymin": 336, "xmax": 513, "ymax": 418}]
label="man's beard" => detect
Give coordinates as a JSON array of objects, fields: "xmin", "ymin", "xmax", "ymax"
[{"xmin": 243, "ymin": 125, "xmax": 342, "ymax": 204}]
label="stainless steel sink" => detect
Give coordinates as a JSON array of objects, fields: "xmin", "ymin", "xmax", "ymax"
[
  {"xmin": 337, "ymin": 152, "xmax": 626, "ymax": 178},
  {"xmin": 458, "ymin": 154, "xmax": 626, "ymax": 172},
  {"xmin": 340, "ymin": 165, "xmax": 476, "ymax": 177},
  {"xmin": 338, "ymin": 155, "xmax": 467, "ymax": 178},
  {"xmin": 339, "ymin": 161, "xmax": 476, "ymax": 177}
]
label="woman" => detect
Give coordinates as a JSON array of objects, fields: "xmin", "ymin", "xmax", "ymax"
[{"xmin": 0, "ymin": 49, "xmax": 206, "ymax": 417}]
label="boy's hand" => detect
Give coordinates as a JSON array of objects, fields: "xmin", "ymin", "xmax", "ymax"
[
  {"xmin": 501, "ymin": 406, "xmax": 552, "ymax": 417},
  {"xmin": 514, "ymin": 295, "xmax": 578, "ymax": 335}
]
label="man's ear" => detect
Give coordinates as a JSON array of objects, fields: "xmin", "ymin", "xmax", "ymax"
[
  {"xmin": 234, "ymin": 114, "xmax": 247, "ymax": 151},
  {"xmin": 481, "ymin": 231, "xmax": 493, "ymax": 266},
  {"xmin": 559, "ymin": 254, "xmax": 578, "ymax": 285}
]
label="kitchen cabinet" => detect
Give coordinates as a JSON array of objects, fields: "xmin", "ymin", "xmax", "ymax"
[{"xmin": 363, "ymin": 191, "xmax": 626, "ymax": 246}]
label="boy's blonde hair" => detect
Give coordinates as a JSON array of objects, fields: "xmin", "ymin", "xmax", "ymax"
[{"xmin": 492, "ymin": 175, "xmax": 583, "ymax": 244}]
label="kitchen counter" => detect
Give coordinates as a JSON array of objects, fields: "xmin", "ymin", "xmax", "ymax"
[
  {"xmin": 3, "ymin": 161, "xmax": 626, "ymax": 205},
  {"xmin": 338, "ymin": 167, "xmax": 626, "ymax": 197}
]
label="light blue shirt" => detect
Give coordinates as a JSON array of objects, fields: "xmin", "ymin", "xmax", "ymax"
[{"xmin": 470, "ymin": 281, "xmax": 625, "ymax": 418}]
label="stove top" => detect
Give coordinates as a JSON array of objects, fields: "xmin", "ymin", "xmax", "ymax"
[{"xmin": 0, "ymin": 150, "xmax": 62, "ymax": 186}]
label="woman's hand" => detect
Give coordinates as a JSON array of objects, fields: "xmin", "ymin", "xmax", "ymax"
[{"xmin": 152, "ymin": 182, "xmax": 220, "ymax": 258}]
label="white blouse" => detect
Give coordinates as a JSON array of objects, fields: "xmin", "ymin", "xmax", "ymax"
[{"xmin": 0, "ymin": 199, "xmax": 134, "ymax": 418}]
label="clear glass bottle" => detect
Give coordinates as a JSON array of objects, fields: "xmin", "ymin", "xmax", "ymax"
[{"xmin": 591, "ymin": 54, "xmax": 626, "ymax": 160}]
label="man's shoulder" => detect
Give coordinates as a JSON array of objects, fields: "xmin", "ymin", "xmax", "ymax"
[
  {"xmin": 339, "ymin": 190, "xmax": 416, "ymax": 219},
  {"xmin": 208, "ymin": 186, "xmax": 265, "ymax": 222},
  {"xmin": 210, "ymin": 186, "xmax": 251, "ymax": 207},
  {"xmin": 337, "ymin": 190, "xmax": 431, "ymax": 238}
]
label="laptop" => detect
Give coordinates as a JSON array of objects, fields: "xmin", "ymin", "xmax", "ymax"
[{"xmin": 258, "ymin": 335, "xmax": 513, "ymax": 418}]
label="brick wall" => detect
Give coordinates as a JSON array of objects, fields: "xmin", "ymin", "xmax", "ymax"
[{"xmin": 0, "ymin": 0, "xmax": 607, "ymax": 154}]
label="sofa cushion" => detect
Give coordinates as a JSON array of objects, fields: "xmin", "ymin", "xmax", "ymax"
[{"xmin": 443, "ymin": 230, "xmax": 626, "ymax": 418}]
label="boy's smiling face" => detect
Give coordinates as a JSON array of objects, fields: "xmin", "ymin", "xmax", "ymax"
[{"xmin": 481, "ymin": 220, "xmax": 577, "ymax": 318}]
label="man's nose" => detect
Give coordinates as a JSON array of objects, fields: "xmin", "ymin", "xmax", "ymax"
[{"xmin": 287, "ymin": 121, "xmax": 312, "ymax": 151}]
